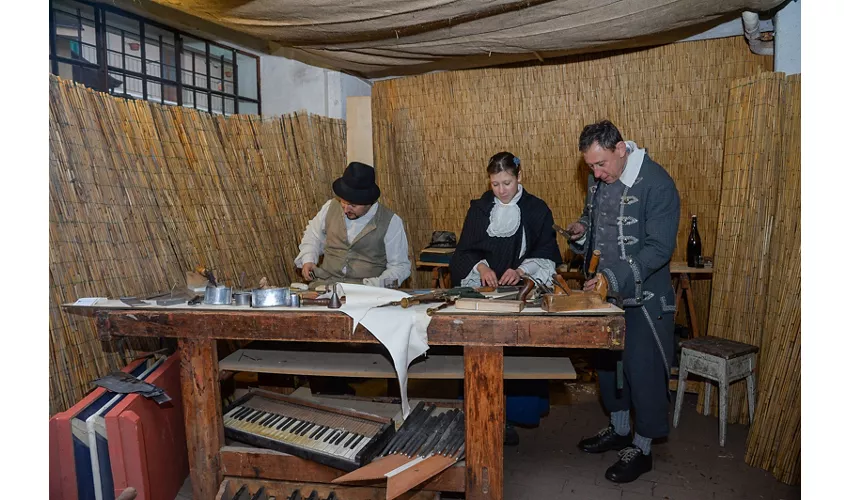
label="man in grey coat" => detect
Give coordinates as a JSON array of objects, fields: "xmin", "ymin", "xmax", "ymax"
[{"xmin": 566, "ymin": 120, "xmax": 681, "ymax": 483}]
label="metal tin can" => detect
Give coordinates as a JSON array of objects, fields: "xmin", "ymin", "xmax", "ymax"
[{"xmin": 290, "ymin": 292, "xmax": 301, "ymax": 308}]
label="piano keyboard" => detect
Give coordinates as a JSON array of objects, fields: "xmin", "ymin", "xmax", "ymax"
[{"xmin": 222, "ymin": 390, "xmax": 395, "ymax": 471}]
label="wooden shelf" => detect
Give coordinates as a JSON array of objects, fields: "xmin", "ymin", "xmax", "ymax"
[{"xmin": 220, "ymin": 349, "xmax": 576, "ymax": 380}]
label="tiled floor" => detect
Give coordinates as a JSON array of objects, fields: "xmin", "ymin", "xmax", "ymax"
[{"xmin": 176, "ymin": 394, "xmax": 800, "ymax": 499}]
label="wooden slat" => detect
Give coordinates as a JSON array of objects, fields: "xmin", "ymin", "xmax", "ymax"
[
  {"xmin": 221, "ymin": 477, "xmax": 439, "ymax": 500},
  {"xmin": 179, "ymin": 338, "xmax": 225, "ymax": 500},
  {"xmin": 219, "ymin": 447, "xmax": 466, "ymax": 493},
  {"xmin": 346, "ymin": 96, "xmax": 374, "ymax": 166},
  {"xmin": 219, "ymin": 349, "xmax": 577, "ymax": 380},
  {"xmin": 464, "ymin": 346, "xmax": 503, "ymax": 500},
  {"xmin": 96, "ymin": 310, "xmax": 626, "ymax": 349}
]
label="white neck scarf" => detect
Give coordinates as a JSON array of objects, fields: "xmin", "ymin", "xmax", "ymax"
[{"xmin": 487, "ymin": 184, "xmax": 523, "ymax": 238}]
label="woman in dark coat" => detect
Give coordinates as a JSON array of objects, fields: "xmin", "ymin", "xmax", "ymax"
[{"xmin": 450, "ymin": 152, "xmax": 562, "ymax": 287}]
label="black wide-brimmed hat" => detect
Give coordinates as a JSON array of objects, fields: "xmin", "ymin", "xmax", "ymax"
[{"xmin": 332, "ymin": 162, "xmax": 381, "ymax": 205}]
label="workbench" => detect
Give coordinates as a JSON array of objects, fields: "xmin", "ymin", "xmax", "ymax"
[{"xmin": 86, "ymin": 305, "xmax": 625, "ymax": 500}]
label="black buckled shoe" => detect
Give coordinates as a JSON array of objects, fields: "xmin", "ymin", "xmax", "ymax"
[
  {"xmin": 605, "ymin": 446, "xmax": 653, "ymax": 483},
  {"xmin": 578, "ymin": 425, "xmax": 631, "ymax": 453}
]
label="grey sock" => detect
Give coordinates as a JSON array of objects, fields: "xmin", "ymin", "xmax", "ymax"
[
  {"xmin": 633, "ymin": 433, "xmax": 652, "ymax": 455},
  {"xmin": 611, "ymin": 410, "xmax": 630, "ymax": 436}
]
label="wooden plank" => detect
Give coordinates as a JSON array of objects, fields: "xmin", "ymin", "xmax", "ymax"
[
  {"xmin": 179, "ymin": 339, "xmax": 225, "ymax": 500},
  {"xmin": 386, "ymin": 454, "xmax": 459, "ymax": 500},
  {"xmin": 455, "ymin": 298, "xmax": 524, "ymax": 313},
  {"xmin": 219, "ymin": 349, "xmax": 577, "ymax": 380},
  {"xmin": 669, "ymin": 262, "xmax": 715, "ymax": 274},
  {"xmin": 464, "ymin": 346, "xmax": 503, "ymax": 500},
  {"xmin": 346, "ymin": 96, "xmax": 373, "ymax": 166},
  {"xmin": 219, "ymin": 447, "xmax": 466, "ymax": 492},
  {"xmin": 96, "ymin": 310, "xmax": 625, "ymax": 350},
  {"xmin": 221, "ymin": 477, "xmax": 439, "ymax": 500}
]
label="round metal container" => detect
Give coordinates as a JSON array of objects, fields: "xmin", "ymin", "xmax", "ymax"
[
  {"xmin": 203, "ymin": 285, "xmax": 232, "ymax": 305},
  {"xmin": 233, "ymin": 292, "xmax": 252, "ymax": 306},
  {"xmin": 251, "ymin": 287, "xmax": 289, "ymax": 308},
  {"xmin": 290, "ymin": 292, "xmax": 301, "ymax": 308}
]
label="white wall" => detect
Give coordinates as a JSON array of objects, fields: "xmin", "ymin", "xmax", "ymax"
[
  {"xmin": 774, "ymin": 0, "xmax": 801, "ymax": 75},
  {"xmin": 214, "ymin": 41, "xmax": 372, "ymax": 119},
  {"xmin": 258, "ymin": 55, "xmax": 371, "ymax": 119}
]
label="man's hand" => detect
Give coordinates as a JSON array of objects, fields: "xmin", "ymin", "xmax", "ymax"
[
  {"xmin": 499, "ymin": 269, "xmax": 523, "ymax": 286},
  {"xmin": 477, "ymin": 263, "xmax": 498, "ymax": 288},
  {"xmin": 301, "ymin": 262, "xmax": 316, "ymax": 282},
  {"xmin": 567, "ymin": 222, "xmax": 587, "ymax": 241},
  {"xmin": 583, "ymin": 276, "xmax": 599, "ymax": 291}
]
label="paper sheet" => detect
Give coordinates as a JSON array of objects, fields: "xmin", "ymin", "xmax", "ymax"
[{"xmin": 336, "ymin": 284, "xmax": 431, "ymax": 418}]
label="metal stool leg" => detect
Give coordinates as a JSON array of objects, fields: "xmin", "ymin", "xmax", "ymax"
[{"xmin": 703, "ymin": 381, "xmax": 712, "ymax": 416}]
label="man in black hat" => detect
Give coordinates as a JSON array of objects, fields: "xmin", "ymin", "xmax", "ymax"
[{"xmin": 295, "ymin": 161, "xmax": 411, "ymax": 287}]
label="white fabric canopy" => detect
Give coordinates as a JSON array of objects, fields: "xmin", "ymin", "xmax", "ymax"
[{"xmin": 145, "ymin": 0, "xmax": 784, "ymax": 77}]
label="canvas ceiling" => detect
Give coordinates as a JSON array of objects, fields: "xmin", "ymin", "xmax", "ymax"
[{"xmin": 145, "ymin": 0, "xmax": 785, "ymax": 77}]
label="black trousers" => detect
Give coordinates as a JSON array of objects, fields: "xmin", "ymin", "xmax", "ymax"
[{"xmin": 596, "ymin": 299, "xmax": 675, "ymax": 439}]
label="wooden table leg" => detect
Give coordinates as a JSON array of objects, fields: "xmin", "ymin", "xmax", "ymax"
[
  {"xmin": 431, "ymin": 268, "xmax": 440, "ymax": 288},
  {"xmin": 439, "ymin": 268, "xmax": 452, "ymax": 289},
  {"xmin": 179, "ymin": 338, "xmax": 225, "ymax": 499},
  {"xmin": 464, "ymin": 345, "xmax": 504, "ymax": 500},
  {"xmin": 676, "ymin": 274, "xmax": 700, "ymax": 338},
  {"xmin": 683, "ymin": 276, "xmax": 700, "ymax": 337}
]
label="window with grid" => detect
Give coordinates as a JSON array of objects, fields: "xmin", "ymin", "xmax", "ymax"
[{"xmin": 50, "ymin": 0, "xmax": 261, "ymax": 116}]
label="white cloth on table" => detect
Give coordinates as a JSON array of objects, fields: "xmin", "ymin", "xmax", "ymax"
[{"xmin": 336, "ymin": 283, "xmax": 430, "ymax": 417}]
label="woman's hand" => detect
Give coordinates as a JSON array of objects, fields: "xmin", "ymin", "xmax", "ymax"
[
  {"xmin": 499, "ymin": 268, "xmax": 523, "ymax": 286},
  {"xmin": 477, "ymin": 263, "xmax": 498, "ymax": 288}
]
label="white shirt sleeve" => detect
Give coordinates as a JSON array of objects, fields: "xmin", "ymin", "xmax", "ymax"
[
  {"xmin": 362, "ymin": 214, "xmax": 412, "ymax": 287},
  {"xmin": 460, "ymin": 259, "xmax": 489, "ymax": 288},
  {"xmin": 574, "ymin": 233, "xmax": 588, "ymax": 246},
  {"xmin": 518, "ymin": 258, "xmax": 557, "ymax": 286},
  {"xmin": 294, "ymin": 199, "xmax": 333, "ymax": 268}
]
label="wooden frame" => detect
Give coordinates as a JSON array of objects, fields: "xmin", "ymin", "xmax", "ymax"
[{"xmin": 93, "ymin": 308, "xmax": 625, "ymax": 499}]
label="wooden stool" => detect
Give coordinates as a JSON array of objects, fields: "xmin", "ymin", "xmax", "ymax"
[{"xmin": 673, "ymin": 336, "xmax": 759, "ymax": 446}]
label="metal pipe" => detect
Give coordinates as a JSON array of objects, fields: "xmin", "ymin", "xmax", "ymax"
[{"xmin": 742, "ymin": 11, "xmax": 774, "ymax": 56}]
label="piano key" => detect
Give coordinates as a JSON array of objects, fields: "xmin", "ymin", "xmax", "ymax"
[
  {"xmin": 344, "ymin": 434, "xmax": 370, "ymax": 459},
  {"xmin": 298, "ymin": 422, "xmax": 316, "ymax": 436},
  {"xmin": 279, "ymin": 418, "xmax": 298, "ymax": 431},
  {"xmin": 350, "ymin": 435, "xmax": 372, "ymax": 458},
  {"xmin": 224, "ymin": 406, "xmax": 243, "ymax": 419},
  {"xmin": 249, "ymin": 410, "xmax": 268, "ymax": 424},
  {"xmin": 241, "ymin": 409, "xmax": 260, "ymax": 421},
  {"xmin": 298, "ymin": 423, "xmax": 319, "ymax": 436},
  {"xmin": 344, "ymin": 433, "xmax": 359, "ymax": 448},
  {"xmin": 233, "ymin": 408, "xmax": 254, "ymax": 421},
  {"xmin": 267, "ymin": 415, "xmax": 283, "ymax": 427},
  {"xmin": 313, "ymin": 426, "xmax": 331, "ymax": 441}
]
